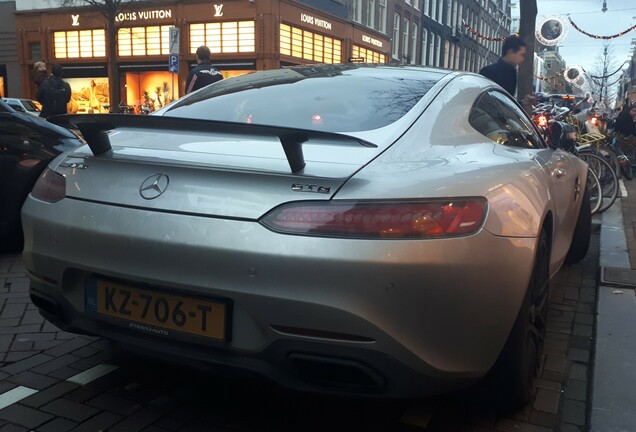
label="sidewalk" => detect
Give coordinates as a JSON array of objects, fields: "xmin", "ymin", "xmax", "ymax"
[{"xmin": 591, "ymin": 178, "xmax": 636, "ymax": 432}]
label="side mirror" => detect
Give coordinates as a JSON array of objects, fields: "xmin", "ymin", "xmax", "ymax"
[{"xmin": 14, "ymin": 106, "xmax": 25, "ymax": 112}]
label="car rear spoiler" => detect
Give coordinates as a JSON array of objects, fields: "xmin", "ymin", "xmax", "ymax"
[{"xmin": 48, "ymin": 114, "xmax": 377, "ymax": 174}]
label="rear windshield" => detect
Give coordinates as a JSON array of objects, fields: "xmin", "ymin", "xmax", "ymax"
[{"xmin": 163, "ymin": 65, "xmax": 442, "ymax": 132}]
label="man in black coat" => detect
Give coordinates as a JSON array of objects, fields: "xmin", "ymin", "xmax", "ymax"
[
  {"xmin": 185, "ymin": 46, "xmax": 223, "ymax": 94},
  {"xmin": 479, "ymin": 36, "xmax": 527, "ymax": 97},
  {"xmin": 37, "ymin": 64, "xmax": 71, "ymax": 119}
]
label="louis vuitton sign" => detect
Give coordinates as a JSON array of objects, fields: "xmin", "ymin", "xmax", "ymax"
[{"xmin": 115, "ymin": 9, "xmax": 173, "ymax": 23}]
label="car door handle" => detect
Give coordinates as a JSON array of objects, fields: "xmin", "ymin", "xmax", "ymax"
[{"xmin": 552, "ymin": 168, "xmax": 566, "ymax": 178}]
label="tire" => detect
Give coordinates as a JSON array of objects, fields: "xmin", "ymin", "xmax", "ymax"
[
  {"xmin": 587, "ymin": 169, "xmax": 602, "ymax": 215},
  {"xmin": 565, "ymin": 186, "xmax": 592, "ymax": 264},
  {"xmin": 577, "ymin": 152, "xmax": 619, "ymax": 213},
  {"xmin": 621, "ymin": 162, "xmax": 633, "ymax": 181},
  {"xmin": 491, "ymin": 230, "xmax": 549, "ymax": 413}
]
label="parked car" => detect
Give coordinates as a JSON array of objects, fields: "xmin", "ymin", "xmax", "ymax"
[
  {"xmin": 2, "ymin": 98, "xmax": 42, "ymax": 118},
  {"xmin": 22, "ymin": 65, "xmax": 591, "ymax": 410},
  {"xmin": 0, "ymin": 99, "xmax": 81, "ymax": 252}
]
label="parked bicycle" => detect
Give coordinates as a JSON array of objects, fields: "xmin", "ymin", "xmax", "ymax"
[{"xmin": 531, "ymin": 97, "xmax": 619, "ymax": 214}]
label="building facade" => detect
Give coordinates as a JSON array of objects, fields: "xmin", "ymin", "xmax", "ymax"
[
  {"xmin": 0, "ymin": 0, "xmax": 21, "ymax": 98},
  {"xmin": 538, "ymin": 47, "xmax": 568, "ymax": 94},
  {"xmin": 15, "ymin": 0, "xmax": 390, "ymax": 112},
  {"xmin": 617, "ymin": 49, "xmax": 636, "ymax": 106},
  {"xmin": 420, "ymin": 0, "xmax": 511, "ymax": 72}
]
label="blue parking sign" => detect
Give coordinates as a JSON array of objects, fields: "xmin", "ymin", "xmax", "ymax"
[{"xmin": 168, "ymin": 54, "xmax": 179, "ymax": 74}]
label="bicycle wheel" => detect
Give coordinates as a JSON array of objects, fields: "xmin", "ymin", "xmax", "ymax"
[
  {"xmin": 620, "ymin": 157, "xmax": 633, "ymax": 180},
  {"xmin": 587, "ymin": 168, "xmax": 602, "ymax": 215},
  {"xmin": 578, "ymin": 151, "xmax": 619, "ymax": 213}
]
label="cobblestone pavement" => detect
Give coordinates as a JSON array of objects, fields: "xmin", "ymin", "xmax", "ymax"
[{"xmin": 0, "ymin": 230, "xmax": 599, "ymax": 432}]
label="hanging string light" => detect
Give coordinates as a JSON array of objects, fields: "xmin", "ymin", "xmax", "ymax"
[
  {"xmin": 568, "ymin": 16, "xmax": 636, "ymax": 39},
  {"xmin": 587, "ymin": 64, "xmax": 626, "ymax": 80},
  {"xmin": 591, "ymin": 76, "xmax": 622, "ymax": 88},
  {"xmin": 534, "ymin": 70, "xmax": 567, "ymax": 81},
  {"xmin": 461, "ymin": 20, "xmax": 514, "ymax": 41}
]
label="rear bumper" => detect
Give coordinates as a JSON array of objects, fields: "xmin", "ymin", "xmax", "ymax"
[
  {"xmin": 29, "ymin": 283, "xmax": 468, "ymax": 397},
  {"xmin": 22, "ymin": 196, "xmax": 538, "ymax": 397}
]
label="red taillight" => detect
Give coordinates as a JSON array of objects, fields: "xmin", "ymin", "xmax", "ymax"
[
  {"xmin": 31, "ymin": 168, "xmax": 66, "ymax": 203},
  {"xmin": 260, "ymin": 199, "xmax": 487, "ymax": 239},
  {"xmin": 535, "ymin": 115, "xmax": 548, "ymax": 127}
]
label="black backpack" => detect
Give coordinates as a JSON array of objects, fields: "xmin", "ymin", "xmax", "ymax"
[{"xmin": 46, "ymin": 78, "xmax": 70, "ymax": 115}]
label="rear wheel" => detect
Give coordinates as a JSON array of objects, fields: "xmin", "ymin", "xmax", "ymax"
[{"xmin": 492, "ymin": 230, "xmax": 549, "ymax": 412}]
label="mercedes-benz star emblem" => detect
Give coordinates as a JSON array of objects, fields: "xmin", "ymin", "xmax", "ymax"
[{"xmin": 139, "ymin": 174, "xmax": 169, "ymax": 200}]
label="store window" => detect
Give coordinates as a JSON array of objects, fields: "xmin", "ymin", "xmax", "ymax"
[
  {"xmin": 280, "ymin": 24, "xmax": 342, "ymax": 64},
  {"xmin": 352, "ymin": 45, "xmax": 386, "ymax": 63},
  {"xmin": 54, "ymin": 29, "xmax": 106, "ymax": 59},
  {"xmin": 126, "ymin": 72, "xmax": 177, "ymax": 114},
  {"xmin": 190, "ymin": 21, "xmax": 255, "ymax": 54},
  {"xmin": 66, "ymin": 77, "xmax": 110, "ymax": 114},
  {"xmin": 118, "ymin": 26, "xmax": 171, "ymax": 56}
]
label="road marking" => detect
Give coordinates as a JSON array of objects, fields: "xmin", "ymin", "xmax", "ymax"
[
  {"xmin": 0, "ymin": 386, "xmax": 38, "ymax": 409},
  {"xmin": 620, "ymin": 179, "xmax": 628, "ymax": 198},
  {"xmin": 66, "ymin": 363, "xmax": 119, "ymax": 385}
]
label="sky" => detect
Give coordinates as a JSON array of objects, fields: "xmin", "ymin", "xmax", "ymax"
[{"xmin": 517, "ymin": 0, "xmax": 636, "ymax": 74}]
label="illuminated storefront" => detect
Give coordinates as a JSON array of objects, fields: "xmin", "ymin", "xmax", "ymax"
[{"xmin": 16, "ymin": 0, "xmax": 390, "ymax": 109}]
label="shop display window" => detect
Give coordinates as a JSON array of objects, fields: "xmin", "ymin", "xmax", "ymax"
[
  {"xmin": 189, "ymin": 21, "xmax": 255, "ymax": 54},
  {"xmin": 125, "ymin": 71, "xmax": 178, "ymax": 114},
  {"xmin": 352, "ymin": 45, "xmax": 386, "ymax": 63},
  {"xmin": 0, "ymin": 77, "xmax": 4, "ymax": 98},
  {"xmin": 118, "ymin": 26, "xmax": 171, "ymax": 57},
  {"xmin": 65, "ymin": 77, "xmax": 110, "ymax": 114},
  {"xmin": 54, "ymin": 29, "xmax": 106, "ymax": 59},
  {"xmin": 280, "ymin": 24, "xmax": 341, "ymax": 64}
]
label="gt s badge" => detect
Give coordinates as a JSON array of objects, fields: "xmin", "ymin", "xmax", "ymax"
[{"xmin": 292, "ymin": 184, "xmax": 331, "ymax": 194}]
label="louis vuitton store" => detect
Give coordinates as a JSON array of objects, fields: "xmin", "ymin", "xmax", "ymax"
[{"xmin": 16, "ymin": 0, "xmax": 390, "ymax": 111}]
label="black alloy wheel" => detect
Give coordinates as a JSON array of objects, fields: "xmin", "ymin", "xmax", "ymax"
[{"xmin": 492, "ymin": 230, "xmax": 549, "ymax": 413}]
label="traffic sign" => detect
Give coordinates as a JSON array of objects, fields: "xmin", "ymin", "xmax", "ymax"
[
  {"xmin": 169, "ymin": 27, "xmax": 180, "ymax": 55},
  {"xmin": 168, "ymin": 54, "xmax": 179, "ymax": 74}
]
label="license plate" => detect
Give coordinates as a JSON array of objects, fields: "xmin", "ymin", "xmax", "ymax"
[{"xmin": 94, "ymin": 280, "xmax": 226, "ymax": 341}]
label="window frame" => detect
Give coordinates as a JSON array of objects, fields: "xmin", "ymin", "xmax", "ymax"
[
  {"xmin": 392, "ymin": 13, "xmax": 400, "ymax": 59},
  {"xmin": 469, "ymin": 90, "xmax": 546, "ymax": 150}
]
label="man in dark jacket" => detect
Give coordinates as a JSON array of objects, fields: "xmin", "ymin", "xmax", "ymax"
[
  {"xmin": 185, "ymin": 46, "xmax": 223, "ymax": 94},
  {"xmin": 37, "ymin": 64, "xmax": 71, "ymax": 119},
  {"xmin": 479, "ymin": 36, "xmax": 527, "ymax": 97}
]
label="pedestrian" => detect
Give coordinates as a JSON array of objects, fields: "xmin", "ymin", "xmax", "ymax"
[
  {"xmin": 479, "ymin": 35, "xmax": 527, "ymax": 97},
  {"xmin": 613, "ymin": 103, "xmax": 636, "ymax": 162},
  {"xmin": 36, "ymin": 64, "xmax": 71, "ymax": 119},
  {"xmin": 185, "ymin": 46, "xmax": 223, "ymax": 94},
  {"xmin": 32, "ymin": 61, "xmax": 49, "ymax": 90}
]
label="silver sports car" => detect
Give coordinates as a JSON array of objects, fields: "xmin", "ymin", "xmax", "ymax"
[{"xmin": 22, "ymin": 65, "xmax": 590, "ymax": 409}]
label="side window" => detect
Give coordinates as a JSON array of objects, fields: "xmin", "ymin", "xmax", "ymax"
[{"xmin": 469, "ymin": 91, "xmax": 544, "ymax": 149}]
